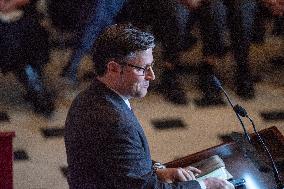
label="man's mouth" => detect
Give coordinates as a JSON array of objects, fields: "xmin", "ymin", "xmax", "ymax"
[{"xmin": 143, "ymin": 84, "xmax": 149, "ymax": 88}]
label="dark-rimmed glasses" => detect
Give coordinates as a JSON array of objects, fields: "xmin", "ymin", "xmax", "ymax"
[{"xmin": 124, "ymin": 63, "xmax": 154, "ymax": 76}]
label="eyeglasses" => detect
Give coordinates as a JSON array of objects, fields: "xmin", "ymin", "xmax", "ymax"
[{"xmin": 125, "ymin": 63, "xmax": 154, "ymax": 76}]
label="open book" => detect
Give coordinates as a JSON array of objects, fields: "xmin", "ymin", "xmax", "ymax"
[{"xmin": 190, "ymin": 155, "xmax": 233, "ymax": 182}]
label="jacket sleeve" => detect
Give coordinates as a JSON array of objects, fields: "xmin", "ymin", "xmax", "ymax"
[
  {"xmin": 113, "ymin": 172, "xmax": 202, "ymax": 189},
  {"xmin": 96, "ymin": 122, "xmax": 202, "ymax": 189}
]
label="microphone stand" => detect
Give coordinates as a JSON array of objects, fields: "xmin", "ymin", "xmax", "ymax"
[
  {"xmin": 234, "ymin": 105, "xmax": 284, "ymax": 189},
  {"xmin": 212, "ymin": 76, "xmax": 284, "ymax": 187},
  {"xmin": 212, "ymin": 76, "xmax": 273, "ymax": 172},
  {"xmin": 212, "ymin": 76, "xmax": 251, "ymax": 143}
]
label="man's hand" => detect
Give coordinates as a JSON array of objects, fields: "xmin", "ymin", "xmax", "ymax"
[
  {"xmin": 178, "ymin": 0, "xmax": 204, "ymax": 10},
  {"xmin": 155, "ymin": 166, "xmax": 201, "ymax": 183},
  {"xmin": 203, "ymin": 177, "xmax": 235, "ymax": 189}
]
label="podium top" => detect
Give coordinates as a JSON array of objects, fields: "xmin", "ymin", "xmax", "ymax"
[{"xmin": 165, "ymin": 126, "xmax": 284, "ymax": 189}]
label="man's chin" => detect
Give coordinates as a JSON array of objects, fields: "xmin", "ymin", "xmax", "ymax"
[{"xmin": 135, "ymin": 90, "xmax": 148, "ymax": 98}]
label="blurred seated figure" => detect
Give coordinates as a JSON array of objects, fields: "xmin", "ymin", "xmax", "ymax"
[
  {"xmin": 251, "ymin": 0, "xmax": 272, "ymax": 44},
  {"xmin": 0, "ymin": 0, "xmax": 55, "ymax": 116},
  {"xmin": 146, "ymin": 0, "xmax": 258, "ymax": 106},
  {"xmin": 58, "ymin": 0, "xmax": 127, "ymax": 84},
  {"xmin": 265, "ymin": 0, "xmax": 284, "ymax": 70},
  {"xmin": 176, "ymin": 0, "xmax": 231, "ymax": 106},
  {"xmin": 252, "ymin": 0, "xmax": 283, "ymax": 44},
  {"xmin": 46, "ymin": 0, "xmax": 93, "ymax": 45},
  {"xmin": 194, "ymin": 0, "xmax": 258, "ymax": 106}
]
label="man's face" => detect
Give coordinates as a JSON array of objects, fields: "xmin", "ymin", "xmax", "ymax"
[{"xmin": 118, "ymin": 48, "xmax": 155, "ymax": 99}]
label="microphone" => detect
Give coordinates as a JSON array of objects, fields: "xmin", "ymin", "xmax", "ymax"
[
  {"xmin": 234, "ymin": 105, "xmax": 284, "ymax": 189},
  {"xmin": 211, "ymin": 76, "xmax": 251, "ymax": 143},
  {"xmin": 212, "ymin": 76, "xmax": 283, "ymax": 188},
  {"xmin": 233, "ymin": 104, "xmax": 247, "ymax": 117}
]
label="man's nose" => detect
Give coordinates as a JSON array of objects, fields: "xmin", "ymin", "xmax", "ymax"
[{"xmin": 145, "ymin": 67, "xmax": 155, "ymax": 81}]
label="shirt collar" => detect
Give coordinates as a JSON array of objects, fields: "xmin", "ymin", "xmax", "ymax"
[
  {"xmin": 95, "ymin": 78, "xmax": 132, "ymax": 110},
  {"xmin": 107, "ymin": 86, "xmax": 131, "ymax": 110}
]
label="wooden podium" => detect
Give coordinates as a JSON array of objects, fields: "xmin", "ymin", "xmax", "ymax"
[
  {"xmin": 0, "ymin": 132, "xmax": 15, "ymax": 189},
  {"xmin": 165, "ymin": 126, "xmax": 284, "ymax": 189}
]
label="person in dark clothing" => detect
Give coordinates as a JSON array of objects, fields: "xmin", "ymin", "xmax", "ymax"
[
  {"xmin": 64, "ymin": 24, "xmax": 234, "ymax": 189},
  {"xmin": 0, "ymin": 0, "xmax": 55, "ymax": 116},
  {"xmin": 194, "ymin": 0, "xmax": 258, "ymax": 106}
]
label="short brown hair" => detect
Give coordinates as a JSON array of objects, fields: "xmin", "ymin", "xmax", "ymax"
[{"xmin": 93, "ymin": 24, "xmax": 155, "ymax": 76}]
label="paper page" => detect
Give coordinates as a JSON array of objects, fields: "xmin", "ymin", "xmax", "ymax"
[{"xmin": 196, "ymin": 167, "xmax": 233, "ymax": 182}]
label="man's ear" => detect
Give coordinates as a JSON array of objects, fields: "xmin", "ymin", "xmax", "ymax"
[{"xmin": 107, "ymin": 61, "xmax": 122, "ymax": 74}]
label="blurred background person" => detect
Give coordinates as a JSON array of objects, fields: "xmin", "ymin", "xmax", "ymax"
[
  {"xmin": 193, "ymin": 0, "xmax": 259, "ymax": 106},
  {"xmin": 0, "ymin": 0, "xmax": 55, "ymax": 116}
]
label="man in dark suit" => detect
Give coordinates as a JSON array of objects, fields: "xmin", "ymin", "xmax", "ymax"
[{"xmin": 64, "ymin": 24, "xmax": 234, "ymax": 189}]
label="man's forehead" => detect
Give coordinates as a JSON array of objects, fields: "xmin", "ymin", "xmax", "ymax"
[
  {"xmin": 127, "ymin": 49, "xmax": 153, "ymax": 63},
  {"xmin": 133, "ymin": 48, "xmax": 153, "ymax": 56}
]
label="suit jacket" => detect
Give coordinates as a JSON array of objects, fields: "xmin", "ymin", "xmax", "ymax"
[{"xmin": 64, "ymin": 79, "xmax": 201, "ymax": 189}]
